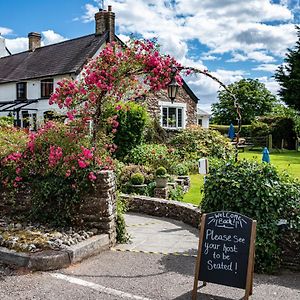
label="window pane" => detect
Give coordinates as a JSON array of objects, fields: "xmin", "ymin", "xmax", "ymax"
[
  {"xmin": 198, "ymin": 119, "xmax": 202, "ymax": 126},
  {"xmin": 162, "ymin": 107, "xmax": 168, "ymax": 127},
  {"xmin": 41, "ymin": 79, "xmax": 54, "ymax": 98},
  {"xmin": 168, "ymin": 107, "xmax": 176, "ymax": 128},
  {"xmin": 16, "ymin": 82, "xmax": 27, "ymax": 100},
  {"xmin": 178, "ymin": 108, "xmax": 182, "ymax": 128}
]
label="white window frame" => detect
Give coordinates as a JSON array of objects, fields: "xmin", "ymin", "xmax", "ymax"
[{"xmin": 159, "ymin": 101, "xmax": 187, "ymax": 130}]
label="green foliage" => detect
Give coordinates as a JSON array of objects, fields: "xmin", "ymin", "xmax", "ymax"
[
  {"xmin": 258, "ymin": 116, "xmax": 298, "ymax": 149},
  {"xmin": 156, "ymin": 166, "xmax": 167, "ymax": 176},
  {"xmin": 169, "ymin": 185, "xmax": 184, "ymax": 201},
  {"xmin": 0, "ymin": 126, "xmax": 28, "ymax": 160},
  {"xmin": 249, "ymin": 121, "xmax": 270, "ymax": 137},
  {"xmin": 210, "ymin": 124, "xmax": 252, "ymax": 137},
  {"xmin": 202, "ymin": 159, "xmax": 300, "ymax": 273},
  {"xmin": 130, "ymin": 172, "xmax": 145, "ymax": 185},
  {"xmin": 268, "ymin": 104, "xmax": 300, "ymax": 136},
  {"xmin": 170, "ymin": 163, "xmax": 189, "ymax": 176},
  {"xmin": 275, "ymin": 26, "xmax": 300, "ymax": 111},
  {"xmin": 0, "ymin": 116, "xmax": 14, "ymax": 127},
  {"xmin": 211, "ymin": 78, "xmax": 277, "ymax": 125},
  {"xmin": 116, "ymin": 196, "xmax": 130, "ymax": 244},
  {"xmin": 143, "ymin": 117, "xmax": 167, "ymax": 144},
  {"xmin": 105, "ymin": 101, "xmax": 148, "ymax": 159},
  {"xmin": 126, "ymin": 143, "xmax": 178, "ymax": 171},
  {"xmin": 169, "ymin": 126, "xmax": 234, "ymax": 161}
]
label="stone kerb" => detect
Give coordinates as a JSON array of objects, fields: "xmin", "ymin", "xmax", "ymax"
[{"xmin": 121, "ymin": 194, "xmax": 201, "ymax": 228}]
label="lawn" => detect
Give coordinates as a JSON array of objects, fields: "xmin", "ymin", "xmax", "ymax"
[
  {"xmin": 182, "ymin": 174, "xmax": 204, "ymax": 206},
  {"xmin": 183, "ymin": 150, "xmax": 300, "ymax": 206},
  {"xmin": 239, "ymin": 150, "xmax": 300, "ymax": 179}
]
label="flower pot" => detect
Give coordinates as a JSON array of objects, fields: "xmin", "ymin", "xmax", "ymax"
[{"xmin": 156, "ymin": 177, "xmax": 168, "ymax": 188}]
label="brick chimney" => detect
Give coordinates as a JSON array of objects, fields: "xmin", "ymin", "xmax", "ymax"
[
  {"xmin": 95, "ymin": 5, "xmax": 115, "ymax": 42},
  {"xmin": 28, "ymin": 32, "xmax": 41, "ymax": 51}
]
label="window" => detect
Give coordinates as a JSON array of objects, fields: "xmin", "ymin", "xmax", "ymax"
[
  {"xmin": 161, "ymin": 106, "xmax": 184, "ymax": 129},
  {"xmin": 41, "ymin": 78, "xmax": 54, "ymax": 98},
  {"xmin": 16, "ymin": 82, "xmax": 27, "ymax": 100},
  {"xmin": 198, "ymin": 118, "xmax": 203, "ymax": 126}
]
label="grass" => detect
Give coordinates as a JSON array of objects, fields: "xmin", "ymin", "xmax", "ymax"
[
  {"xmin": 182, "ymin": 174, "xmax": 204, "ymax": 206},
  {"xmin": 183, "ymin": 150, "xmax": 300, "ymax": 206},
  {"xmin": 239, "ymin": 150, "xmax": 300, "ymax": 179}
]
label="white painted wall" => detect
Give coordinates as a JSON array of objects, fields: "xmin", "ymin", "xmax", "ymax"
[{"xmin": 0, "ymin": 37, "xmax": 9, "ymax": 58}]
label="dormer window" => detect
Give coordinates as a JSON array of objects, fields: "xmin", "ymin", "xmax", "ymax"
[
  {"xmin": 41, "ymin": 78, "xmax": 54, "ymax": 98},
  {"xmin": 16, "ymin": 82, "xmax": 27, "ymax": 100}
]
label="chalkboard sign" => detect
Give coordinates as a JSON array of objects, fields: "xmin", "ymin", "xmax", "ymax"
[{"xmin": 192, "ymin": 211, "xmax": 256, "ymax": 300}]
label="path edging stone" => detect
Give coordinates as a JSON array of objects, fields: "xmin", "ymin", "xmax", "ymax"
[{"xmin": 0, "ymin": 234, "xmax": 109, "ymax": 271}]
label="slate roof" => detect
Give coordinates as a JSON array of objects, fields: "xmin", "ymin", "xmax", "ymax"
[{"xmin": 0, "ymin": 32, "xmax": 108, "ymax": 84}]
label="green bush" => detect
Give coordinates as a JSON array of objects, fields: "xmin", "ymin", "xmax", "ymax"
[
  {"xmin": 169, "ymin": 185, "xmax": 184, "ymax": 201},
  {"xmin": 250, "ymin": 121, "xmax": 270, "ymax": 137},
  {"xmin": 169, "ymin": 126, "xmax": 234, "ymax": 161},
  {"xmin": 202, "ymin": 159, "xmax": 300, "ymax": 273},
  {"xmin": 116, "ymin": 196, "xmax": 130, "ymax": 243},
  {"xmin": 130, "ymin": 172, "xmax": 145, "ymax": 185},
  {"xmin": 155, "ymin": 166, "xmax": 167, "ymax": 177},
  {"xmin": 210, "ymin": 124, "xmax": 252, "ymax": 137},
  {"xmin": 105, "ymin": 101, "xmax": 148, "ymax": 159},
  {"xmin": 170, "ymin": 163, "xmax": 189, "ymax": 176},
  {"xmin": 126, "ymin": 144, "xmax": 179, "ymax": 171},
  {"xmin": 0, "ymin": 116, "xmax": 14, "ymax": 127}
]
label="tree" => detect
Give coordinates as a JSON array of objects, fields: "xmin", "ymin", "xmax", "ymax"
[
  {"xmin": 211, "ymin": 78, "xmax": 277, "ymax": 125},
  {"xmin": 275, "ymin": 26, "xmax": 300, "ymax": 111}
]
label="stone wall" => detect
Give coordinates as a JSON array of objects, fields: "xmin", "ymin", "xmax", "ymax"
[
  {"xmin": 0, "ymin": 171, "xmax": 117, "ymax": 245},
  {"xmin": 146, "ymin": 87, "xmax": 197, "ymax": 127},
  {"xmin": 121, "ymin": 194, "xmax": 201, "ymax": 228}
]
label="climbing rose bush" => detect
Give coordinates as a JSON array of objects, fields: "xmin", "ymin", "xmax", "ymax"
[
  {"xmin": 0, "ymin": 121, "xmax": 113, "ymax": 225},
  {"xmin": 49, "ymin": 39, "xmax": 182, "ymax": 144}
]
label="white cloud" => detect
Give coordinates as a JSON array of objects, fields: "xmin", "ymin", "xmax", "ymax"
[
  {"xmin": 253, "ymin": 63, "xmax": 279, "ymax": 73},
  {"xmin": 5, "ymin": 37, "xmax": 28, "ymax": 54},
  {"xmin": 201, "ymin": 54, "xmax": 220, "ymax": 61},
  {"xmin": 258, "ymin": 76, "xmax": 280, "ymax": 96},
  {"xmin": 4, "ymin": 30, "xmax": 67, "ymax": 54},
  {"xmin": 228, "ymin": 51, "xmax": 275, "ymax": 63},
  {"xmin": 42, "ymin": 30, "xmax": 66, "ymax": 45},
  {"xmin": 0, "ymin": 27, "xmax": 13, "ymax": 36}
]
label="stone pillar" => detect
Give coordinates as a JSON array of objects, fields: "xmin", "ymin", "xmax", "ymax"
[
  {"xmin": 73, "ymin": 170, "xmax": 117, "ymax": 245},
  {"xmin": 154, "ymin": 187, "xmax": 168, "ymax": 199},
  {"xmin": 28, "ymin": 32, "xmax": 41, "ymax": 51}
]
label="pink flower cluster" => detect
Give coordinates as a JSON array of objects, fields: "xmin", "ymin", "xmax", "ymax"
[{"xmin": 48, "ymin": 145, "xmax": 63, "ymax": 167}]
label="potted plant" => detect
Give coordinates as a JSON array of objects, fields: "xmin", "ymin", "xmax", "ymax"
[
  {"xmin": 130, "ymin": 172, "xmax": 147, "ymax": 194},
  {"xmin": 155, "ymin": 166, "xmax": 168, "ymax": 188}
]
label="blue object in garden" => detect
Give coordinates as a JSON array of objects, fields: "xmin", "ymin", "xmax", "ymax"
[
  {"xmin": 262, "ymin": 147, "xmax": 270, "ymax": 163},
  {"xmin": 228, "ymin": 123, "xmax": 235, "ymax": 140}
]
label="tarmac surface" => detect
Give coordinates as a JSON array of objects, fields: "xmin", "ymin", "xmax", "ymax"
[{"xmin": 0, "ymin": 213, "xmax": 299, "ymax": 300}]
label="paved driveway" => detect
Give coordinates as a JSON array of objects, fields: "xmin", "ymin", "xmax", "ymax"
[{"xmin": 0, "ymin": 213, "xmax": 299, "ymax": 300}]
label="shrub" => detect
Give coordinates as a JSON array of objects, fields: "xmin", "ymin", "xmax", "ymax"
[
  {"xmin": 105, "ymin": 101, "xmax": 149, "ymax": 159},
  {"xmin": 0, "ymin": 121, "xmax": 113, "ymax": 226},
  {"xmin": 169, "ymin": 185, "xmax": 184, "ymax": 201},
  {"xmin": 143, "ymin": 117, "xmax": 167, "ymax": 144},
  {"xmin": 210, "ymin": 124, "xmax": 252, "ymax": 137},
  {"xmin": 170, "ymin": 163, "xmax": 189, "ymax": 175},
  {"xmin": 0, "ymin": 116, "xmax": 14, "ymax": 127},
  {"xmin": 201, "ymin": 159, "xmax": 300, "ymax": 273},
  {"xmin": 116, "ymin": 196, "xmax": 130, "ymax": 243},
  {"xmin": 0, "ymin": 126, "xmax": 28, "ymax": 160},
  {"xmin": 156, "ymin": 166, "xmax": 167, "ymax": 177},
  {"xmin": 130, "ymin": 172, "xmax": 145, "ymax": 185},
  {"xmin": 169, "ymin": 126, "xmax": 234, "ymax": 161},
  {"xmin": 126, "ymin": 143, "xmax": 179, "ymax": 171}
]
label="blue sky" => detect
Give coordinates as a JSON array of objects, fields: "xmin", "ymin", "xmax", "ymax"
[{"xmin": 1, "ymin": 0, "xmax": 300, "ymax": 112}]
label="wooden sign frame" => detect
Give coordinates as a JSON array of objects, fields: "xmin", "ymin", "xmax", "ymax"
[{"xmin": 192, "ymin": 213, "xmax": 257, "ymax": 300}]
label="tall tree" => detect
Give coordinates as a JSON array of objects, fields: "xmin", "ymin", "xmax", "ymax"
[
  {"xmin": 211, "ymin": 78, "xmax": 277, "ymax": 125},
  {"xmin": 275, "ymin": 26, "xmax": 300, "ymax": 111}
]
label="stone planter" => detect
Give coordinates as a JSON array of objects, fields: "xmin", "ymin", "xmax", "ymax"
[{"xmin": 155, "ymin": 177, "xmax": 168, "ymax": 188}]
